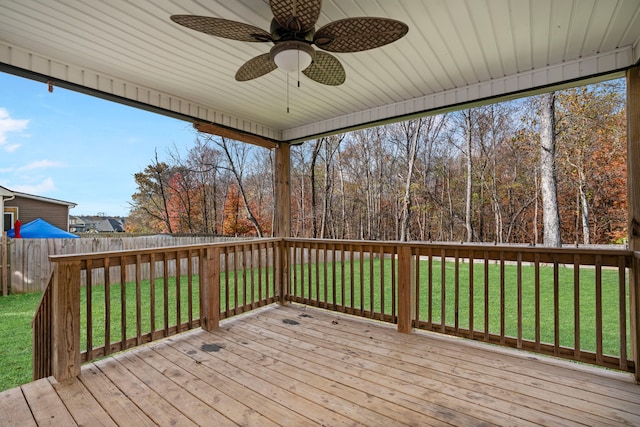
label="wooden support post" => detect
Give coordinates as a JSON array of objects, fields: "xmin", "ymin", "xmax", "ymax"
[
  {"xmin": 274, "ymin": 143, "xmax": 291, "ymax": 304},
  {"xmin": 51, "ymin": 260, "xmax": 81, "ymax": 381},
  {"xmin": 201, "ymin": 247, "xmax": 220, "ymax": 331},
  {"xmin": 397, "ymin": 245, "xmax": 415, "ymax": 333},
  {"xmin": 627, "ymin": 65, "xmax": 640, "ymax": 382}
]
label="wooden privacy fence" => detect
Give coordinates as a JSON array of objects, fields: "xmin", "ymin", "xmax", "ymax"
[{"xmin": 5, "ymin": 235, "xmax": 239, "ymax": 294}]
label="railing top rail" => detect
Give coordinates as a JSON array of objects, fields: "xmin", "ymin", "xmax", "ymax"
[
  {"xmin": 284, "ymin": 237, "xmax": 632, "ymax": 255},
  {"xmin": 48, "ymin": 237, "xmax": 281, "ymax": 264}
]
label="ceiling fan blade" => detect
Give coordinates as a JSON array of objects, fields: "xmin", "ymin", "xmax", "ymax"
[
  {"xmin": 314, "ymin": 17, "xmax": 408, "ymax": 52},
  {"xmin": 235, "ymin": 53, "xmax": 278, "ymax": 81},
  {"xmin": 302, "ymin": 51, "xmax": 345, "ymax": 86},
  {"xmin": 270, "ymin": 0, "xmax": 322, "ymax": 33},
  {"xmin": 171, "ymin": 15, "xmax": 272, "ymax": 42}
]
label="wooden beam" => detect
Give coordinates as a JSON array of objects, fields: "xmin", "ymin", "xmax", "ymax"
[
  {"xmin": 194, "ymin": 122, "xmax": 278, "ymax": 150},
  {"xmin": 627, "ymin": 65, "xmax": 640, "ymax": 382}
]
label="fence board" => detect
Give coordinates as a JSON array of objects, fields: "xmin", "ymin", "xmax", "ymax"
[{"xmin": 6, "ymin": 236, "xmax": 237, "ymax": 293}]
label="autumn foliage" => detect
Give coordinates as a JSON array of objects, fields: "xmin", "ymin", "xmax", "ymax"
[{"xmin": 130, "ymin": 80, "xmax": 628, "ymax": 245}]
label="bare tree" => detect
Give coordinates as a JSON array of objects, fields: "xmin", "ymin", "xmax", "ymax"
[{"xmin": 213, "ymin": 136, "xmax": 265, "ymax": 237}]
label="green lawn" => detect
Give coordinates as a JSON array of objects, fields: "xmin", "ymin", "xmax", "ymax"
[
  {"xmin": 0, "ymin": 258, "xmax": 631, "ymax": 392},
  {"xmin": 0, "ymin": 292, "xmax": 42, "ymax": 391}
]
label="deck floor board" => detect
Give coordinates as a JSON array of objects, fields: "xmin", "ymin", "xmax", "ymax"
[{"xmin": 2, "ymin": 303, "xmax": 640, "ymax": 426}]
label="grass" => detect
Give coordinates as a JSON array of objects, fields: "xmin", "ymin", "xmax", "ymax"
[
  {"xmin": 0, "ymin": 292, "xmax": 42, "ymax": 391},
  {"xmin": 0, "ymin": 258, "xmax": 630, "ymax": 392}
]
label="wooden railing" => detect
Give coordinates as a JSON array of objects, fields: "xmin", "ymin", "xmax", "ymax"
[
  {"xmin": 33, "ymin": 239, "xmax": 279, "ymax": 380},
  {"xmin": 31, "ymin": 274, "xmax": 53, "ymax": 380},
  {"xmin": 33, "ymin": 237, "xmax": 636, "ymax": 381},
  {"xmin": 285, "ymin": 239, "xmax": 634, "ymax": 372}
]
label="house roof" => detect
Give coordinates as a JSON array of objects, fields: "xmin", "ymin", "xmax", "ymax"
[
  {"xmin": 1, "ymin": 1, "xmax": 639, "ymax": 144},
  {"xmin": 0, "ymin": 185, "xmax": 14, "ymax": 198}
]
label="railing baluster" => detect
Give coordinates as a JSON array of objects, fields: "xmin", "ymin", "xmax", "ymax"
[
  {"xmin": 469, "ymin": 249, "xmax": 474, "ymax": 340},
  {"xmin": 535, "ymin": 252, "xmax": 541, "ymax": 352},
  {"xmin": 135, "ymin": 254, "xmax": 142, "ymax": 346},
  {"xmin": 619, "ymin": 255, "xmax": 628, "ymax": 370},
  {"xmin": 175, "ymin": 250, "xmax": 181, "ymax": 329},
  {"xmin": 86, "ymin": 259, "xmax": 93, "ymax": 361},
  {"xmin": 391, "ymin": 247, "xmax": 396, "ymax": 321},
  {"xmin": 250, "ymin": 244, "xmax": 256, "ymax": 308},
  {"xmin": 484, "ymin": 250, "xmax": 489, "ymax": 341},
  {"xmin": 441, "ymin": 248, "xmax": 446, "ymax": 334},
  {"xmin": 323, "ymin": 245, "xmax": 328, "ymax": 308},
  {"xmin": 163, "ymin": 253, "xmax": 169, "ymax": 337},
  {"xmin": 340, "ymin": 244, "xmax": 346, "ymax": 313},
  {"xmin": 595, "ymin": 254, "xmax": 603, "ymax": 365},
  {"xmin": 454, "ymin": 249, "xmax": 460, "ymax": 334},
  {"xmin": 104, "ymin": 257, "xmax": 111, "ymax": 356},
  {"xmin": 258, "ymin": 243, "xmax": 264, "ymax": 305},
  {"xmin": 553, "ymin": 254, "xmax": 560, "ymax": 355},
  {"xmin": 292, "ymin": 242, "xmax": 297, "ymax": 302},
  {"xmin": 224, "ymin": 247, "xmax": 230, "ymax": 316},
  {"xmin": 332, "ymin": 245, "xmax": 337, "ymax": 311},
  {"xmin": 359, "ymin": 246, "xmax": 364, "ymax": 315},
  {"xmin": 243, "ymin": 245, "xmax": 248, "ymax": 310},
  {"xmin": 573, "ymin": 254, "xmax": 581, "ymax": 359},
  {"xmin": 380, "ymin": 245, "xmax": 385, "ymax": 318},
  {"xmin": 369, "ymin": 245, "xmax": 374, "ymax": 319},
  {"xmin": 120, "ymin": 256, "xmax": 127, "ymax": 351},
  {"xmin": 517, "ymin": 252, "xmax": 522, "ymax": 349},
  {"xmin": 428, "ymin": 246, "xmax": 433, "ymax": 329},
  {"xmin": 187, "ymin": 250, "xmax": 193, "ymax": 329},
  {"xmin": 414, "ymin": 248, "xmax": 421, "ymax": 328},
  {"xmin": 149, "ymin": 253, "xmax": 156, "ymax": 337},
  {"xmin": 233, "ymin": 246, "xmax": 239, "ymax": 314},
  {"xmin": 349, "ymin": 244, "xmax": 355, "ymax": 312},
  {"xmin": 500, "ymin": 251, "xmax": 505, "ymax": 344}
]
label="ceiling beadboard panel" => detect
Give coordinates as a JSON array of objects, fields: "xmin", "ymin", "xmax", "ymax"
[{"xmin": 0, "ymin": 0, "xmax": 638, "ymax": 143}]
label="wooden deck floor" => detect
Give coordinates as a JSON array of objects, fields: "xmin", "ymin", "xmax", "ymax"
[{"xmin": 3, "ymin": 304, "xmax": 640, "ymax": 426}]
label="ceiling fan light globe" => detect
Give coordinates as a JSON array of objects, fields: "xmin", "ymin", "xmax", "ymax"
[{"xmin": 274, "ymin": 48, "xmax": 312, "ymax": 72}]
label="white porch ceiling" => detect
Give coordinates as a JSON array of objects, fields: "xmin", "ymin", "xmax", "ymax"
[{"xmin": 0, "ymin": 0, "xmax": 639, "ymax": 144}]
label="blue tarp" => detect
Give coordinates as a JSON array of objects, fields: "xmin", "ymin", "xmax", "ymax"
[{"xmin": 7, "ymin": 218, "xmax": 78, "ymax": 238}]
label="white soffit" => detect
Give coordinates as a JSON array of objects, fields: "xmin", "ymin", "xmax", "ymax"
[{"xmin": 0, "ymin": 0, "xmax": 638, "ymax": 144}]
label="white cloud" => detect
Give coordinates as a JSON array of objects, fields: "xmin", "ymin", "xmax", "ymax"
[
  {"xmin": 17, "ymin": 160, "xmax": 65, "ymax": 171},
  {"xmin": 0, "ymin": 107, "xmax": 29, "ymax": 151},
  {"xmin": 11, "ymin": 177, "xmax": 56, "ymax": 194}
]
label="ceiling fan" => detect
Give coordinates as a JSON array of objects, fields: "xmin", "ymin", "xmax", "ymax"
[{"xmin": 170, "ymin": 0, "xmax": 409, "ymax": 86}]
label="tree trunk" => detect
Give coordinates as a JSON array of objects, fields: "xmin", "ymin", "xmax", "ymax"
[
  {"xmin": 465, "ymin": 110, "xmax": 474, "ymax": 242},
  {"xmin": 539, "ymin": 92, "xmax": 562, "ymax": 247},
  {"xmin": 400, "ymin": 119, "xmax": 423, "ymax": 242}
]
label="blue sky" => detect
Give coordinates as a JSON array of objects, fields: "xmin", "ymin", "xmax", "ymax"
[{"xmin": 0, "ymin": 72, "xmax": 196, "ymax": 217}]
